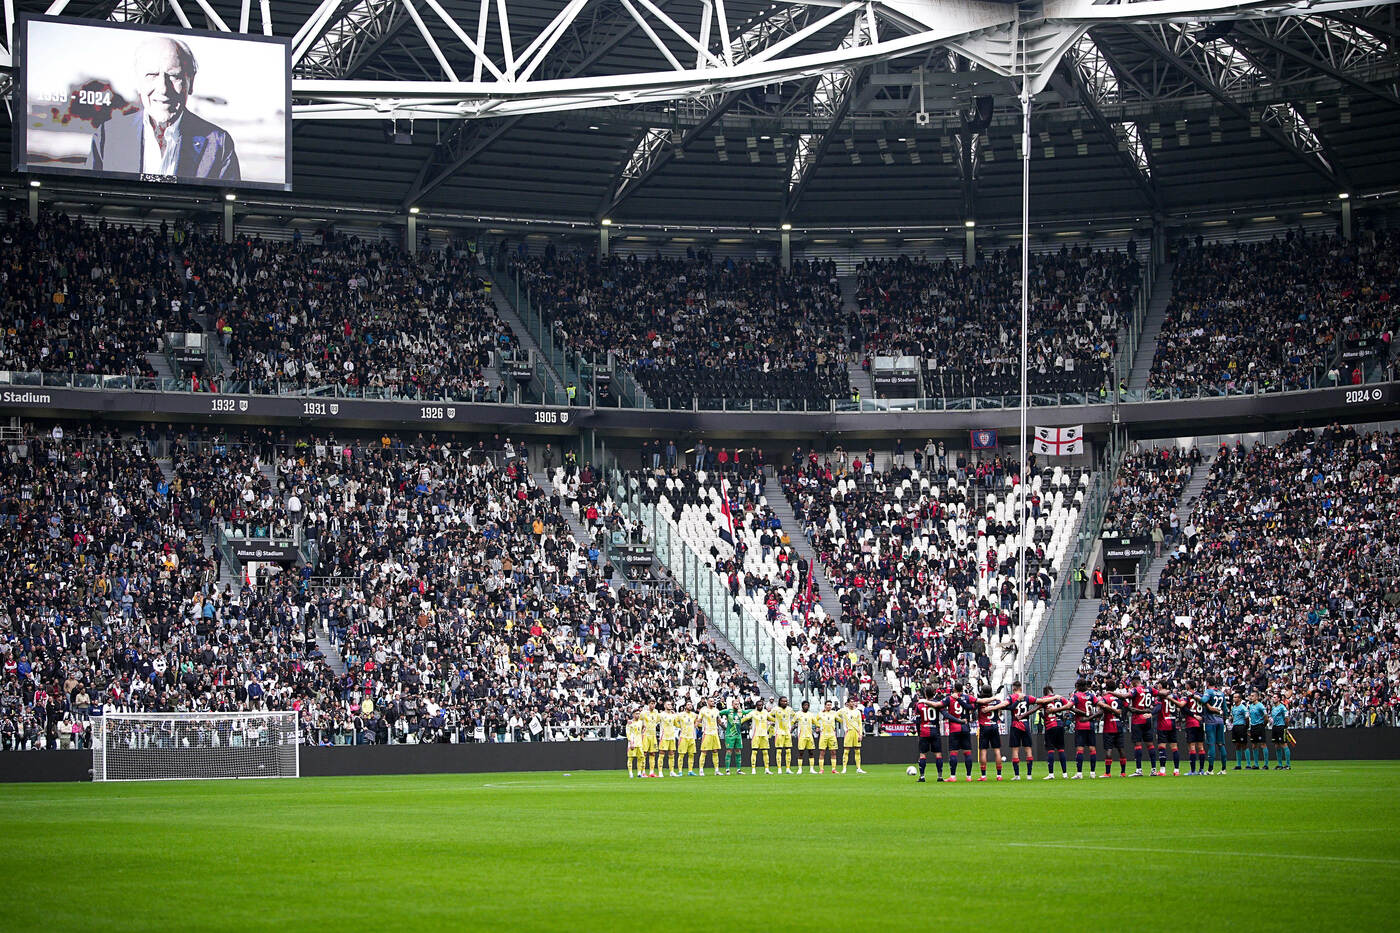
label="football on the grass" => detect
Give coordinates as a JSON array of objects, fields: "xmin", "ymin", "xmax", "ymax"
[{"xmin": 907, "ymin": 766, "xmax": 918, "ymax": 776}]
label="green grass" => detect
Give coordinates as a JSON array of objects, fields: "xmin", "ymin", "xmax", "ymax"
[{"xmin": 2, "ymin": 762, "xmax": 1398, "ymax": 931}]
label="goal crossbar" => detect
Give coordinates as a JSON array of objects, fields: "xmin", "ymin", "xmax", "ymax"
[{"xmin": 93, "ymin": 711, "xmax": 300, "ymax": 782}]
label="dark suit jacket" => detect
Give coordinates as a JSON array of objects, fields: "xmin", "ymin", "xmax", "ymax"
[{"xmin": 87, "ymin": 109, "xmax": 240, "ymax": 181}]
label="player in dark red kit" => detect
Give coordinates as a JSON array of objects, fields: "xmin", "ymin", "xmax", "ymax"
[
  {"xmin": 975, "ymin": 686, "xmax": 1011, "ymax": 781},
  {"xmin": 1069, "ymin": 678, "xmax": 1099, "ymax": 779},
  {"xmin": 1005, "ymin": 681, "xmax": 1039, "ymax": 780},
  {"xmin": 912, "ymin": 687, "xmax": 947, "ymax": 783},
  {"xmin": 1155, "ymin": 680, "xmax": 1181, "ymax": 776},
  {"xmin": 1118, "ymin": 674, "xmax": 1156, "ymax": 776},
  {"xmin": 1095, "ymin": 680, "xmax": 1129, "ymax": 777},
  {"xmin": 1040, "ymin": 685, "xmax": 1071, "ymax": 779},
  {"xmin": 943, "ymin": 684, "xmax": 976, "ymax": 782},
  {"xmin": 1177, "ymin": 681, "xmax": 1208, "ymax": 776}
]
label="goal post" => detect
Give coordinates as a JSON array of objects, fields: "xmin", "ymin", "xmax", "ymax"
[{"xmin": 93, "ymin": 711, "xmax": 300, "ymax": 782}]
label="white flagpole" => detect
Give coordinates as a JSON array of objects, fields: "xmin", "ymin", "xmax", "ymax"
[{"xmin": 1018, "ymin": 73, "xmax": 1031, "ymax": 685}]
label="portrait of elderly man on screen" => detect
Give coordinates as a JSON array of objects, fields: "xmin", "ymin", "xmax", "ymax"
[{"xmin": 86, "ymin": 37, "xmax": 240, "ymax": 181}]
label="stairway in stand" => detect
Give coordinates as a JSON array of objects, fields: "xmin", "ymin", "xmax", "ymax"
[
  {"xmin": 159, "ymin": 457, "xmax": 242, "ymax": 595},
  {"xmin": 1127, "ymin": 262, "xmax": 1175, "ymax": 390},
  {"xmin": 1140, "ymin": 462, "xmax": 1213, "ymax": 591},
  {"xmin": 762, "ymin": 477, "xmax": 893, "ymax": 703},
  {"xmin": 1046, "ymin": 457, "xmax": 1213, "ymax": 689},
  {"xmin": 489, "ymin": 272, "xmax": 568, "ymax": 400}
]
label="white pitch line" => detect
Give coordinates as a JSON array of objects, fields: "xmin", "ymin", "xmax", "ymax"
[{"xmin": 1008, "ymin": 841, "xmax": 1400, "ymax": 866}]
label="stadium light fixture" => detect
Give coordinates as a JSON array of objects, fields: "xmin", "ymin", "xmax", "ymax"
[
  {"xmin": 601, "ymin": 218, "xmax": 613, "ymax": 226},
  {"xmin": 224, "ymin": 193, "xmax": 236, "ymax": 202},
  {"xmin": 409, "ymin": 206, "xmax": 420, "ymax": 214},
  {"xmin": 964, "ymin": 220, "xmax": 976, "ymax": 228},
  {"xmin": 1338, "ymin": 192, "xmax": 1351, "ymax": 200},
  {"xmin": 28, "ymin": 180, "xmax": 40, "ymax": 188},
  {"xmin": 781, "ymin": 222, "xmax": 792, "ymax": 231}
]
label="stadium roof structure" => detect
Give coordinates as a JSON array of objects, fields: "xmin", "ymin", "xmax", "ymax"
[{"xmin": 2, "ymin": 0, "xmax": 1398, "ymax": 232}]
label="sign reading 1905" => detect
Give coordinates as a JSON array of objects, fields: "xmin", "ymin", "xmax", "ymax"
[{"xmin": 534, "ymin": 410, "xmax": 570, "ymax": 424}]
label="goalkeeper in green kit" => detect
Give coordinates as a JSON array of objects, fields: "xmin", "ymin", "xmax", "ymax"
[{"xmin": 719, "ymin": 698, "xmax": 745, "ymax": 774}]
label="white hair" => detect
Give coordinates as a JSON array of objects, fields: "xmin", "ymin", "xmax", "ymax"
[{"xmin": 134, "ymin": 36, "xmax": 198, "ymax": 78}]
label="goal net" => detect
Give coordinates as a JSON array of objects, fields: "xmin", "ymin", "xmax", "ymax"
[{"xmin": 93, "ymin": 711, "xmax": 300, "ymax": 782}]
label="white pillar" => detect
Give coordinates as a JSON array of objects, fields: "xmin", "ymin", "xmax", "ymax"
[
  {"xmin": 600, "ymin": 222, "xmax": 610, "ymax": 257},
  {"xmin": 1341, "ymin": 198, "xmax": 1352, "ymax": 241},
  {"xmin": 28, "ymin": 188, "xmax": 39, "ymax": 222},
  {"xmin": 223, "ymin": 201, "xmax": 234, "ymax": 243},
  {"xmin": 407, "ymin": 213, "xmax": 418, "ymax": 253},
  {"xmin": 780, "ymin": 230, "xmax": 791, "ymax": 271},
  {"xmin": 964, "ymin": 224, "xmax": 976, "ymax": 266}
]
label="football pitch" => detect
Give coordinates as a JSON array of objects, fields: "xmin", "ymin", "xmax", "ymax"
[{"xmin": 2, "ymin": 762, "xmax": 1397, "ymax": 931}]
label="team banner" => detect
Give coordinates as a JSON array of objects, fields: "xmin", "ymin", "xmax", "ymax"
[
  {"xmin": 1032, "ymin": 425, "xmax": 1085, "ymax": 456},
  {"xmin": 970, "ymin": 429, "xmax": 999, "ymax": 450}
]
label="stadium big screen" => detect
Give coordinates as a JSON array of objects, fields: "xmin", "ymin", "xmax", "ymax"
[{"xmin": 14, "ymin": 15, "xmax": 291, "ymax": 191}]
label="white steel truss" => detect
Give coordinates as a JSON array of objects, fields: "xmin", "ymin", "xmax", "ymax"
[
  {"xmin": 286, "ymin": 0, "xmax": 1400, "ymax": 119},
  {"xmin": 784, "ymin": 13, "xmax": 874, "ymax": 211},
  {"xmin": 1, "ymin": 0, "xmax": 1395, "ymax": 116},
  {"xmin": 1147, "ymin": 21, "xmax": 1338, "ymax": 175}
]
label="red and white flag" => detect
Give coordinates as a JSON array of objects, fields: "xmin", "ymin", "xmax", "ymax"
[
  {"xmin": 1032, "ymin": 425, "xmax": 1084, "ymax": 456},
  {"xmin": 718, "ymin": 477, "xmax": 739, "ymax": 547}
]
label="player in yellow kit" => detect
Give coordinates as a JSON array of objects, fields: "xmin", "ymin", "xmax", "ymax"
[
  {"xmin": 659, "ymin": 701, "xmax": 679, "ymax": 777},
  {"xmin": 817, "ymin": 700, "xmax": 840, "ymax": 773},
  {"xmin": 772, "ymin": 697, "xmax": 796, "ymax": 773},
  {"xmin": 840, "ymin": 697, "xmax": 867, "ymax": 774},
  {"xmin": 794, "ymin": 699, "xmax": 819, "ymax": 773},
  {"xmin": 743, "ymin": 700, "xmax": 774, "ymax": 774},
  {"xmin": 675, "ymin": 701, "xmax": 699, "ymax": 775},
  {"xmin": 697, "ymin": 698, "xmax": 722, "ymax": 775},
  {"xmin": 625, "ymin": 710, "xmax": 645, "ymax": 778},
  {"xmin": 641, "ymin": 700, "xmax": 661, "ymax": 778}
]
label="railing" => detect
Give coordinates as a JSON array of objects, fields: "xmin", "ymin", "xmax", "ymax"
[
  {"xmin": 600, "ymin": 453, "xmax": 808, "ymax": 702},
  {"xmin": 300, "ymin": 723, "xmax": 622, "ymax": 745},
  {"xmin": 0, "ymin": 358, "xmax": 1393, "ymax": 412},
  {"xmin": 1017, "ymin": 431, "xmax": 1126, "ymax": 693}
]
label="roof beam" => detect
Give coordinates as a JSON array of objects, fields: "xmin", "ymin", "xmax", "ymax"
[
  {"xmin": 601, "ymin": 92, "xmax": 744, "ymax": 217},
  {"xmin": 1235, "ymin": 21, "xmax": 1400, "ymax": 109},
  {"xmin": 400, "ymin": 1, "xmax": 667, "ymax": 208},
  {"xmin": 599, "ymin": 5, "xmax": 822, "ymax": 218},
  {"xmin": 1130, "ymin": 24, "xmax": 1346, "ymax": 191},
  {"xmin": 784, "ymin": 11, "xmax": 873, "ymax": 218},
  {"xmin": 1065, "ymin": 37, "xmax": 1161, "ymax": 210}
]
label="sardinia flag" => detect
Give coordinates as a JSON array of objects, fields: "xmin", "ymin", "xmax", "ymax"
[
  {"xmin": 1032, "ymin": 425, "xmax": 1085, "ymax": 456},
  {"xmin": 718, "ymin": 478, "xmax": 738, "ymax": 547}
]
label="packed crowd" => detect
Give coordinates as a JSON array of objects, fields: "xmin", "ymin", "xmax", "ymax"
[
  {"xmin": 0, "ymin": 212, "xmax": 516, "ymax": 401},
  {"xmin": 0, "ymin": 213, "xmax": 194, "ymax": 376},
  {"xmin": 1100, "ymin": 446, "xmax": 1200, "ymax": 546},
  {"xmin": 212, "ymin": 236, "xmax": 514, "ymax": 400},
  {"xmin": 854, "ymin": 246, "xmax": 1140, "ymax": 397},
  {"xmin": 1148, "ymin": 230, "xmax": 1398, "ymax": 396},
  {"xmin": 0, "ymin": 423, "xmax": 763, "ymax": 749},
  {"xmin": 0, "ymin": 425, "xmax": 340, "ymax": 750},
  {"xmin": 779, "ymin": 447, "xmax": 1085, "ymax": 700},
  {"xmin": 512, "ymin": 250, "xmax": 854, "ymax": 406},
  {"xmin": 1078, "ymin": 425, "xmax": 1400, "ymax": 725}
]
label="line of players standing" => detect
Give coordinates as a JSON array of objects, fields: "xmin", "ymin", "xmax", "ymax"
[{"xmin": 913, "ymin": 674, "xmax": 1294, "ymax": 782}]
